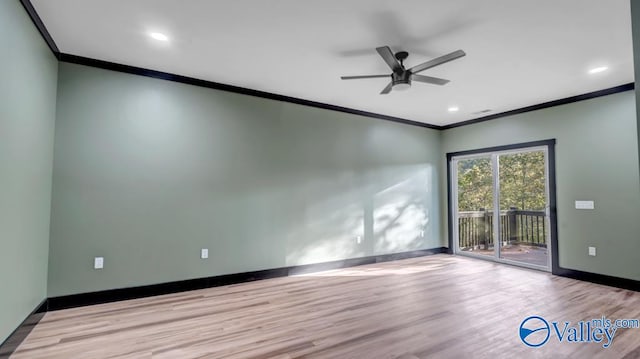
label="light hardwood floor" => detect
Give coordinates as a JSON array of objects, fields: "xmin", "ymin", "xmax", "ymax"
[{"xmin": 12, "ymin": 255, "xmax": 640, "ymax": 358}]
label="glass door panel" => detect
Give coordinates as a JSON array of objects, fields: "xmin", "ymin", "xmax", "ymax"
[
  {"xmin": 497, "ymin": 150, "xmax": 549, "ymax": 268},
  {"xmin": 456, "ymin": 156, "xmax": 495, "ymax": 258}
]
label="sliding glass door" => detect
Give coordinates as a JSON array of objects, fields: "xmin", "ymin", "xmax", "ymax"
[{"xmin": 452, "ymin": 146, "xmax": 551, "ymax": 271}]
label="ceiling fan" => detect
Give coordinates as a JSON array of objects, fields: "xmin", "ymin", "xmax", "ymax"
[{"xmin": 340, "ymin": 46, "xmax": 466, "ymax": 94}]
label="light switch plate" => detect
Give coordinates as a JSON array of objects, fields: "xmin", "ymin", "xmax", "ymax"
[
  {"xmin": 201, "ymin": 248, "xmax": 209, "ymax": 259},
  {"xmin": 575, "ymin": 200, "xmax": 595, "ymax": 210},
  {"xmin": 94, "ymin": 257, "xmax": 104, "ymax": 269},
  {"xmin": 588, "ymin": 247, "xmax": 596, "ymax": 256}
]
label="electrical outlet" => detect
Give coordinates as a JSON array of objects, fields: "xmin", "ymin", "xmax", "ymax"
[
  {"xmin": 588, "ymin": 247, "xmax": 596, "ymax": 256},
  {"xmin": 356, "ymin": 236, "xmax": 362, "ymax": 244},
  {"xmin": 94, "ymin": 257, "xmax": 104, "ymax": 269},
  {"xmin": 201, "ymin": 248, "xmax": 209, "ymax": 259}
]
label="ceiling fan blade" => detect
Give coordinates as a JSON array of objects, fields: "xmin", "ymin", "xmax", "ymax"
[
  {"xmin": 376, "ymin": 46, "xmax": 402, "ymax": 73},
  {"xmin": 341, "ymin": 74, "xmax": 390, "ymax": 80},
  {"xmin": 411, "ymin": 74, "xmax": 450, "ymax": 85},
  {"xmin": 409, "ymin": 49, "xmax": 466, "ymax": 74},
  {"xmin": 380, "ymin": 82, "xmax": 393, "ymax": 94}
]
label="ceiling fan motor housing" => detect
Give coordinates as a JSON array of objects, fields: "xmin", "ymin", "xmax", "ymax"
[{"xmin": 392, "ymin": 71, "xmax": 412, "ymax": 89}]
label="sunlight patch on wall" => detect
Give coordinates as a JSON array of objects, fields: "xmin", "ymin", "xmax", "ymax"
[
  {"xmin": 285, "ymin": 171, "xmax": 365, "ymax": 266},
  {"xmin": 374, "ymin": 167, "xmax": 431, "ymax": 254},
  {"xmin": 285, "ymin": 164, "xmax": 436, "ymax": 266}
]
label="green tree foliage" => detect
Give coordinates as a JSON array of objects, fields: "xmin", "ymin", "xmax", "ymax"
[
  {"xmin": 457, "ymin": 157, "xmax": 493, "ymax": 211},
  {"xmin": 457, "ymin": 152, "xmax": 546, "ymax": 212},
  {"xmin": 499, "ymin": 152, "xmax": 546, "ymax": 210}
]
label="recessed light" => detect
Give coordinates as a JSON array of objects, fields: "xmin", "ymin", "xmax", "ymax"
[
  {"xmin": 149, "ymin": 32, "xmax": 169, "ymax": 42},
  {"xmin": 448, "ymin": 106, "xmax": 459, "ymax": 112},
  {"xmin": 588, "ymin": 66, "xmax": 608, "ymax": 74},
  {"xmin": 472, "ymin": 109, "xmax": 492, "ymax": 115}
]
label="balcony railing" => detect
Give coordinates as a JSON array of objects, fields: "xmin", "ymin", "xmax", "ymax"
[{"xmin": 458, "ymin": 208, "xmax": 546, "ymax": 250}]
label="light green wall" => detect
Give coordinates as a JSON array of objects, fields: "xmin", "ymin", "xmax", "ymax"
[
  {"xmin": 48, "ymin": 62, "xmax": 442, "ymax": 297},
  {"xmin": 0, "ymin": 0, "xmax": 58, "ymax": 344},
  {"xmin": 46, "ymin": 62, "xmax": 640, "ymax": 296},
  {"xmin": 441, "ymin": 91, "xmax": 640, "ymax": 280}
]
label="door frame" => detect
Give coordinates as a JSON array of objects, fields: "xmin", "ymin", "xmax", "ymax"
[
  {"xmin": 446, "ymin": 139, "xmax": 560, "ymax": 274},
  {"xmin": 450, "ymin": 146, "xmax": 550, "ymax": 271}
]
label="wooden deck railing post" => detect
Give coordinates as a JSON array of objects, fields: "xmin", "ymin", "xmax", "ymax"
[
  {"xmin": 480, "ymin": 208, "xmax": 489, "ymax": 250},
  {"xmin": 508, "ymin": 207, "xmax": 518, "ymax": 245}
]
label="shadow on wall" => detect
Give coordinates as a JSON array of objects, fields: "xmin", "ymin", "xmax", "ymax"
[{"xmin": 286, "ymin": 164, "xmax": 435, "ymax": 266}]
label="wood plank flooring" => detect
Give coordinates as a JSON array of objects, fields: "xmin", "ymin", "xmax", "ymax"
[{"xmin": 12, "ymin": 255, "xmax": 640, "ymax": 358}]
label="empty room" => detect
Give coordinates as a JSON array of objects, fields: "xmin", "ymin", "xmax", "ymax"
[{"xmin": 2, "ymin": 0, "xmax": 640, "ymax": 358}]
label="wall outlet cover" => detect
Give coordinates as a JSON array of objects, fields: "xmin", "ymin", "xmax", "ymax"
[
  {"xmin": 588, "ymin": 247, "xmax": 596, "ymax": 256},
  {"xmin": 201, "ymin": 248, "xmax": 209, "ymax": 259},
  {"xmin": 94, "ymin": 257, "xmax": 104, "ymax": 269},
  {"xmin": 575, "ymin": 200, "xmax": 595, "ymax": 210}
]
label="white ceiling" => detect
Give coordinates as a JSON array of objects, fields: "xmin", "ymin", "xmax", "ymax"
[{"xmin": 32, "ymin": 0, "xmax": 634, "ymax": 126}]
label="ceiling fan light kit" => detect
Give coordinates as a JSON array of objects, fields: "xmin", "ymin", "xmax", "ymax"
[{"xmin": 341, "ymin": 46, "xmax": 466, "ymax": 94}]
